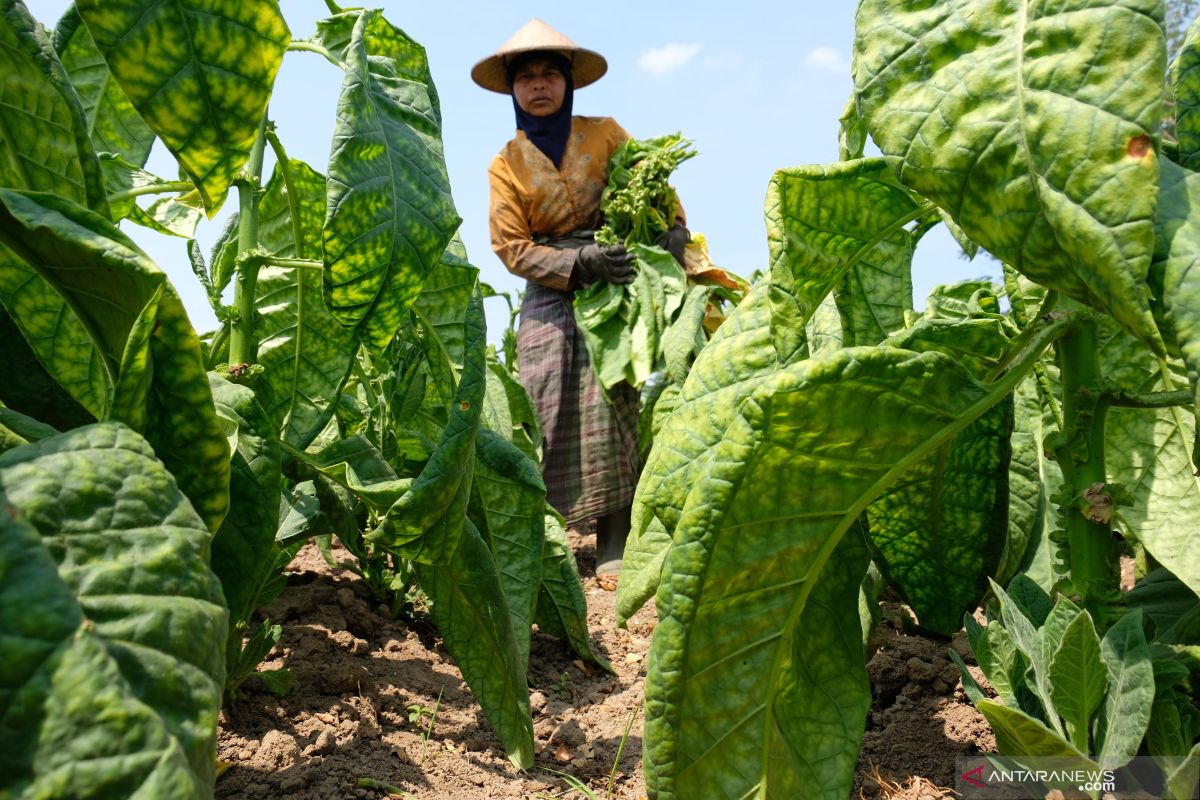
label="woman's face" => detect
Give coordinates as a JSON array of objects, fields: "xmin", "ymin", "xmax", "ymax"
[{"xmin": 511, "ymin": 57, "xmax": 567, "ymax": 116}]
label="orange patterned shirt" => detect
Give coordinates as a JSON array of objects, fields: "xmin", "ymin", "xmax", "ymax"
[{"xmin": 487, "ymin": 116, "xmax": 630, "ymax": 291}]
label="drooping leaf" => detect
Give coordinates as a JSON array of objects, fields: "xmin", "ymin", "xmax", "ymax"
[
  {"xmin": 481, "ymin": 355, "xmax": 542, "ymax": 464},
  {"xmin": 128, "ymin": 196, "xmax": 202, "ymax": 238},
  {"xmin": 52, "ymin": 5, "xmax": 154, "ymax": 167},
  {"xmin": 208, "ymin": 373, "xmax": 281, "ymax": 631},
  {"xmin": 323, "ymin": 9, "xmax": 460, "ymax": 348},
  {"xmin": 75, "ymin": 0, "xmax": 290, "ymax": 214},
  {"xmin": 1099, "ymin": 301, "xmax": 1200, "ymax": 597},
  {"xmin": 765, "ymin": 159, "xmax": 922, "ymax": 359},
  {"xmin": 0, "ymin": 1, "xmax": 111, "ymax": 419},
  {"xmin": 0, "ymin": 0, "xmax": 107, "ymax": 212},
  {"xmin": 998, "ymin": 375, "xmax": 1047, "ymax": 585},
  {"xmin": 253, "ymin": 158, "xmax": 358, "ymax": 449},
  {"xmin": 415, "ymin": 519, "xmax": 534, "ymax": 770},
  {"xmin": 867, "ymin": 395, "xmax": 1013, "ymax": 635},
  {"xmin": 645, "ymin": 345, "xmax": 1005, "ymax": 799},
  {"xmin": 534, "ymin": 508, "xmax": 611, "ymax": 671},
  {"xmin": 854, "ymin": 0, "xmax": 1166, "ymax": 351},
  {"xmin": 0, "ymin": 422, "xmax": 226, "ymax": 797},
  {"xmin": 0, "ymin": 302, "xmax": 94, "ymax": 431},
  {"xmin": 470, "ymin": 428, "xmax": 545, "ymax": 669},
  {"xmin": 616, "ymin": 285, "xmax": 782, "ymax": 624},
  {"xmin": 372, "ymin": 290, "xmax": 484, "ymax": 564},
  {"xmin": 1171, "ymin": 14, "xmax": 1200, "ymax": 171},
  {"xmin": 0, "ymin": 189, "xmax": 230, "ymax": 531},
  {"xmin": 1150, "ymin": 159, "xmax": 1200, "ymax": 469},
  {"xmin": 1048, "ymin": 611, "xmax": 1107, "ymax": 752},
  {"xmin": 574, "ymin": 244, "xmax": 688, "ymax": 391},
  {"xmin": 1095, "ymin": 609, "xmax": 1155, "ymax": 770}
]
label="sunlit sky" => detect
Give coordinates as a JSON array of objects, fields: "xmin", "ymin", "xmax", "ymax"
[{"xmin": 26, "ymin": 1, "xmax": 991, "ymax": 343}]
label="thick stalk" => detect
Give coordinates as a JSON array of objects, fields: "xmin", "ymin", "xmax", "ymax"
[
  {"xmin": 1051, "ymin": 317, "xmax": 1119, "ymax": 622},
  {"xmin": 228, "ymin": 120, "xmax": 269, "ymax": 366}
]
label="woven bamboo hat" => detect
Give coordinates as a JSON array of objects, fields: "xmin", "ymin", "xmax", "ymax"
[{"xmin": 471, "ymin": 18, "xmax": 607, "ymax": 94}]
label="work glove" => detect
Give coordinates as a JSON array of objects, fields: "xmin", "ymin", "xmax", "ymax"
[
  {"xmin": 576, "ymin": 242, "xmax": 636, "ymax": 285},
  {"xmin": 657, "ymin": 221, "xmax": 690, "ymax": 265}
]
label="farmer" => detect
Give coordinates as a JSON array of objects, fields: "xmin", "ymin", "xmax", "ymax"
[{"xmin": 472, "ymin": 19, "xmax": 688, "ymax": 578}]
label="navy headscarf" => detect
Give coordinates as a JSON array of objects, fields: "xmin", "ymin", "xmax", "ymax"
[{"xmin": 508, "ymin": 51, "xmax": 574, "ymax": 170}]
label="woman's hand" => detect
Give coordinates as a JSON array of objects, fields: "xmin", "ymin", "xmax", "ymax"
[
  {"xmin": 657, "ymin": 221, "xmax": 690, "ymax": 265},
  {"xmin": 577, "ymin": 243, "xmax": 636, "ymax": 284}
]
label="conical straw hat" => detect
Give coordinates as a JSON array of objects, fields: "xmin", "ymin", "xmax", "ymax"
[{"xmin": 471, "ymin": 18, "xmax": 607, "ymax": 94}]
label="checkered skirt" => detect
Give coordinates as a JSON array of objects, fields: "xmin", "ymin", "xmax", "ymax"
[{"xmin": 517, "ymin": 281, "xmax": 640, "ymax": 525}]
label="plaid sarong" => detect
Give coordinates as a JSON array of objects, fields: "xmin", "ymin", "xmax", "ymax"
[{"xmin": 518, "ymin": 272, "xmax": 640, "ymax": 526}]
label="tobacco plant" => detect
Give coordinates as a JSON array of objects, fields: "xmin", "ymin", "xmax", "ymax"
[
  {"xmin": 0, "ymin": 0, "xmax": 602, "ymax": 796},
  {"xmin": 619, "ymin": 1, "xmax": 1200, "ymax": 798}
]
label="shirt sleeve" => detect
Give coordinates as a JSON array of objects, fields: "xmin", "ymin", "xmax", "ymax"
[{"xmin": 488, "ymin": 156, "xmax": 578, "ymax": 291}]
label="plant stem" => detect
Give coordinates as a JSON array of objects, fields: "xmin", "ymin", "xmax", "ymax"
[
  {"xmin": 262, "ymin": 256, "xmax": 323, "ymax": 271},
  {"xmin": 1051, "ymin": 316, "xmax": 1120, "ymax": 623},
  {"xmin": 286, "ymin": 39, "xmax": 342, "ymax": 68},
  {"xmin": 1105, "ymin": 388, "xmax": 1191, "ymax": 408},
  {"xmin": 107, "ymin": 181, "xmax": 194, "ymax": 204},
  {"xmin": 206, "ymin": 321, "xmax": 230, "ymax": 369},
  {"xmin": 228, "ymin": 118, "xmax": 269, "ymax": 366}
]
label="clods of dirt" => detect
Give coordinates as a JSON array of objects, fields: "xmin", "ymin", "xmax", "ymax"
[{"xmin": 217, "ymin": 540, "xmax": 997, "ymax": 799}]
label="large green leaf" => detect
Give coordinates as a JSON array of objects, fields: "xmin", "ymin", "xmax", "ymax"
[
  {"xmin": 1151, "ymin": 160, "xmax": 1200, "ymax": 458},
  {"xmin": 534, "ymin": 509, "xmax": 611, "ymax": 671},
  {"xmin": 574, "ymin": 244, "xmax": 688, "ymax": 391},
  {"xmin": 991, "ymin": 579, "xmax": 1070, "ymax": 738},
  {"xmin": 0, "ymin": 0, "xmax": 106, "ymax": 211},
  {"xmin": 208, "ymin": 373, "xmax": 281, "ymax": 629},
  {"xmin": 1099, "ymin": 297, "xmax": 1200, "ymax": 597},
  {"xmin": 0, "ymin": 0, "xmax": 110, "ymax": 420},
  {"xmin": 322, "ymin": 9, "xmax": 460, "ymax": 348},
  {"xmin": 52, "ymin": 5, "xmax": 154, "ymax": 167},
  {"xmin": 1048, "ymin": 611, "xmax": 1107, "ymax": 752},
  {"xmin": 999, "ymin": 374, "xmax": 1047, "ymax": 585},
  {"xmin": 74, "ymin": 0, "xmax": 289, "ymax": 214},
  {"xmin": 1171, "ymin": 15, "xmax": 1200, "ymax": 171},
  {"xmin": 415, "ymin": 519, "xmax": 534, "ymax": 770},
  {"xmin": 1095, "ymin": 610, "xmax": 1155, "ymax": 770},
  {"xmin": 645, "ymin": 345, "xmax": 1005, "ymax": 799},
  {"xmin": 0, "ymin": 305, "xmax": 92, "ymax": 431},
  {"xmin": 976, "ymin": 700, "xmax": 1096, "ymax": 766},
  {"xmin": 0, "ymin": 422, "xmax": 226, "ymax": 798},
  {"xmin": 253, "ymin": 158, "xmax": 359, "ymax": 449},
  {"xmin": 616, "ymin": 285, "xmax": 781, "ymax": 625},
  {"xmin": 765, "ymin": 159, "xmax": 922, "ymax": 359},
  {"xmin": 481, "ymin": 354, "xmax": 541, "ymax": 464},
  {"xmin": 867, "ymin": 396, "xmax": 1013, "ymax": 635},
  {"xmin": 470, "ymin": 428, "xmax": 545, "ymax": 669},
  {"xmin": 0, "ymin": 189, "xmax": 230, "ymax": 531},
  {"xmin": 854, "ymin": 0, "xmax": 1166, "ymax": 351},
  {"xmin": 371, "ymin": 290, "xmax": 484, "ymax": 564},
  {"xmin": 965, "ymin": 614, "xmax": 1041, "ymax": 718}
]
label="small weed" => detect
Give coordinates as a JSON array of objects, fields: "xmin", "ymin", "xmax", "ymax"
[
  {"xmin": 553, "ymin": 670, "xmax": 571, "ymax": 700},
  {"xmin": 356, "ymin": 776, "xmax": 412, "ymax": 798},
  {"xmin": 406, "ymin": 688, "xmax": 442, "ymax": 764},
  {"xmin": 536, "ymin": 705, "xmax": 642, "ymax": 800}
]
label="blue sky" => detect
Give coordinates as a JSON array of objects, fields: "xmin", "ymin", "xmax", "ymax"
[{"xmin": 27, "ymin": 1, "xmax": 993, "ymax": 344}]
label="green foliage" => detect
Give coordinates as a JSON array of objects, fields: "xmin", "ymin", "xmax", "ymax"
[
  {"xmin": 0, "ymin": 423, "xmax": 227, "ymax": 798},
  {"xmin": 854, "ymin": 0, "xmax": 1167, "ymax": 352},
  {"xmin": 594, "ymin": 133, "xmax": 694, "ymax": 248},
  {"xmin": 322, "ymin": 9, "xmax": 460, "ymax": 349},
  {"xmin": 74, "ymin": 0, "xmax": 289, "ymax": 213}
]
